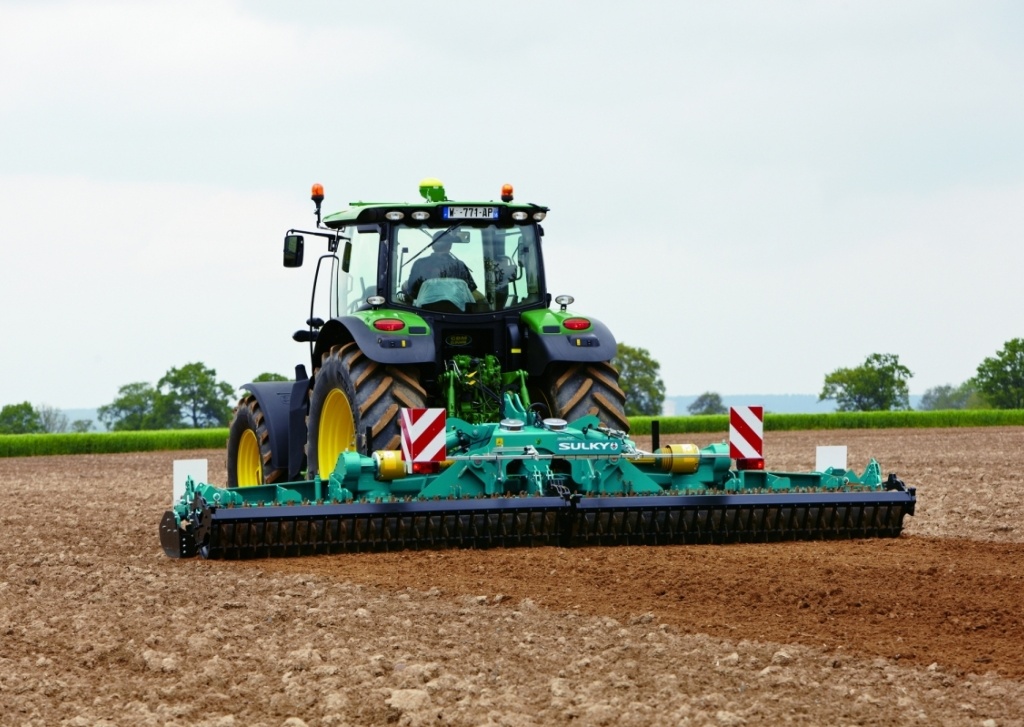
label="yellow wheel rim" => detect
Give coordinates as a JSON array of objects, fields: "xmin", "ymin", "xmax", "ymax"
[
  {"xmin": 319, "ymin": 388, "xmax": 356, "ymax": 474},
  {"xmin": 236, "ymin": 428, "xmax": 262, "ymax": 487}
]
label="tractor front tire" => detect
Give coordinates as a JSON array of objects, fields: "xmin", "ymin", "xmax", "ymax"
[
  {"xmin": 227, "ymin": 395, "xmax": 285, "ymax": 487},
  {"xmin": 306, "ymin": 342, "xmax": 427, "ymax": 478},
  {"xmin": 541, "ymin": 361, "xmax": 629, "ymax": 432}
]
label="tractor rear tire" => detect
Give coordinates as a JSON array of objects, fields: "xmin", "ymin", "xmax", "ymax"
[
  {"xmin": 226, "ymin": 395, "xmax": 286, "ymax": 487},
  {"xmin": 306, "ymin": 342, "xmax": 427, "ymax": 478},
  {"xmin": 541, "ymin": 361, "xmax": 630, "ymax": 432}
]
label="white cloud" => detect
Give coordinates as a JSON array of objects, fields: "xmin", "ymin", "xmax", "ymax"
[
  {"xmin": 1, "ymin": 1, "xmax": 1023, "ymax": 409},
  {"xmin": 0, "ymin": 1, "xmax": 403, "ymax": 113}
]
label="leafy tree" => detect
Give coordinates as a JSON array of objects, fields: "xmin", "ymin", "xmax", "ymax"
[
  {"xmin": 252, "ymin": 372, "xmax": 289, "ymax": 382},
  {"xmin": 974, "ymin": 338, "xmax": 1024, "ymax": 409},
  {"xmin": 919, "ymin": 382, "xmax": 983, "ymax": 411},
  {"xmin": 36, "ymin": 404, "xmax": 69, "ymax": 433},
  {"xmin": 98, "ymin": 382, "xmax": 179, "ymax": 431},
  {"xmin": 71, "ymin": 419, "xmax": 94, "ymax": 433},
  {"xmin": 687, "ymin": 392, "xmax": 727, "ymax": 415},
  {"xmin": 819, "ymin": 353, "xmax": 913, "ymax": 412},
  {"xmin": 158, "ymin": 362, "xmax": 234, "ymax": 428},
  {"xmin": 611, "ymin": 344, "xmax": 666, "ymax": 416},
  {"xmin": 0, "ymin": 402, "xmax": 44, "ymax": 434},
  {"xmin": 239, "ymin": 372, "xmax": 290, "ymax": 398}
]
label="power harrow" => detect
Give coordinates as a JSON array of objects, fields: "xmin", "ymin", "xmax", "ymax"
[{"xmin": 160, "ymin": 397, "xmax": 916, "ymax": 559}]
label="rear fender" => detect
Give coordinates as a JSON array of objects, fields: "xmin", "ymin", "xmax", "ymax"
[
  {"xmin": 521, "ymin": 309, "xmax": 617, "ymax": 376},
  {"xmin": 312, "ymin": 315, "xmax": 437, "ymax": 367}
]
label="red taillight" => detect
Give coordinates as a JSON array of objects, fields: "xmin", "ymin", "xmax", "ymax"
[
  {"xmin": 563, "ymin": 317, "xmax": 590, "ymax": 331},
  {"xmin": 736, "ymin": 458, "xmax": 765, "ymax": 471},
  {"xmin": 373, "ymin": 319, "xmax": 405, "ymax": 332},
  {"xmin": 411, "ymin": 461, "xmax": 440, "ymax": 474}
]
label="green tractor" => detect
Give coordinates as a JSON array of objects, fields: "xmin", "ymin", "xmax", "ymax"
[
  {"xmin": 161, "ymin": 177, "xmax": 916, "ymax": 560},
  {"xmin": 227, "ymin": 179, "xmax": 628, "ymax": 486}
]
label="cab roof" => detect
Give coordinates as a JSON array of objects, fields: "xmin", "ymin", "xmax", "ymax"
[{"xmin": 320, "ymin": 179, "xmax": 548, "ymax": 229}]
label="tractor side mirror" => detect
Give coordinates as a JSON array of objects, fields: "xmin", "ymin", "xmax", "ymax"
[
  {"xmin": 341, "ymin": 239, "xmax": 352, "ymax": 273},
  {"xmin": 283, "ymin": 235, "xmax": 304, "ymax": 268}
]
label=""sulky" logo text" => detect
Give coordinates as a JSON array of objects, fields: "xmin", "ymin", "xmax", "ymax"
[{"xmin": 556, "ymin": 441, "xmax": 620, "ymax": 453}]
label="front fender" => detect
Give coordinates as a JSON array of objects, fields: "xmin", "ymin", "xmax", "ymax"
[{"xmin": 239, "ymin": 381, "xmax": 294, "ymax": 472}]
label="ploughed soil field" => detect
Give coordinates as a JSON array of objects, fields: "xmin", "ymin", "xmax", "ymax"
[{"xmin": 2, "ymin": 427, "xmax": 1023, "ymax": 726}]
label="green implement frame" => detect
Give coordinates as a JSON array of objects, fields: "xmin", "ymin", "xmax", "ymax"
[{"xmin": 162, "ymin": 397, "xmax": 916, "ymax": 559}]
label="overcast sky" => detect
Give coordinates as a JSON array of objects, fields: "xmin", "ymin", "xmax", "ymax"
[{"xmin": 2, "ymin": 1, "xmax": 1022, "ymax": 409}]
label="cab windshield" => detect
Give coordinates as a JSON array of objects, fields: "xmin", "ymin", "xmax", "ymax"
[{"xmin": 392, "ymin": 224, "xmax": 542, "ymax": 313}]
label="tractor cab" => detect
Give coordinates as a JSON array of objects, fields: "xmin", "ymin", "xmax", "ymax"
[
  {"xmin": 390, "ymin": 222, "xmax": 543, "ymax": 313},
  {"xmin": 284, "ymin": 179, "xmax": 550, "ymax": 321}
]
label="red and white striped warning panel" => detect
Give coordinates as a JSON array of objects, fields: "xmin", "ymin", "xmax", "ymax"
[
  {"xmin": 729, "ymin": 406, "xmax": 764, "ymax": 462},
  {"xmin": 400, "ymin": 408, "xmax": 447, "ymax": 463}
]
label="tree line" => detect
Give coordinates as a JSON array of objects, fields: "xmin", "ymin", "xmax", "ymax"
[
  {"xmin": 614, "ymin": 338, "xmax": 1024, "ymax": 416},
  {"xmin": 816, "ymin": 338, "xmax": 1024, "ymax": 412},
  {"xmin": 0, "ymin": 402, "xmax": 94, "ymax": 434},
  {"xmin": 0, "ymin": 363, "xmax": 284, "ymax": 434},
  {"xmin": 95, "ymin": 362, "xmax": 239, "ymax": 431},
  {"xmin": 2, "ymin": 338, "xmax": 1022, "ymax": 434}
]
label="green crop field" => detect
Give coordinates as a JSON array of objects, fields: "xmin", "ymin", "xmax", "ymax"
[
  {"xmin": 0, "ymin": 429, "xmax": 228, "ymax": 458},
  {"xmin": 2, "ymin": 409, "xmax": 1022, "ymax": 458},
  {"xmin": 628, "ymin": 408, "xmax": 1024, "ymax": 435}
]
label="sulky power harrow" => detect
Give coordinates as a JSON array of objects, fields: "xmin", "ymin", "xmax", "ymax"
[{"xmin": 160, "ymin": 396, "xmax": 916, "ymax": 560}]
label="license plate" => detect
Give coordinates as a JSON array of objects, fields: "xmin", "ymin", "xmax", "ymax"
[{"xmin": 443, "ymin": 206, "xmax": 498, "ymax": 220}]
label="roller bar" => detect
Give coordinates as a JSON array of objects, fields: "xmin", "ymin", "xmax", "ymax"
[{"xmin": 162, "ymin": 490, "xmax": 917, "ymax": 560}]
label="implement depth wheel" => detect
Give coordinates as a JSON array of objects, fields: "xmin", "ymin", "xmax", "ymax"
[
  {"xmin": 227, "ymin": 395, "xmax": 285, "ymax": 487},
  {"xmin": 306, "ymin": 342, "xmax": 427, "ymax": 478},
  {"xmin": 541, "ymin": 361, "xmax": 629, "ymax": 432}
]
